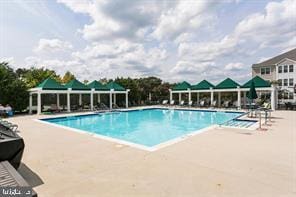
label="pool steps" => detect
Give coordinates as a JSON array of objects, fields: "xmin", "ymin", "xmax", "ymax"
[{"xmin": 220, "ymin": 119, "xmax": 256, "ymax": 128}]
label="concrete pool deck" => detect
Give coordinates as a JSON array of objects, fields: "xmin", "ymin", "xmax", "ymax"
[{"xmin": 7, "ymin": 108, "xmax": 296, "ymax": 196}]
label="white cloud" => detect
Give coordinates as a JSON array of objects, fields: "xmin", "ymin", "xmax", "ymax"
[
  {"xmin": 8, "ymin": 0, "xmax": 295, "ymax": 84},
  {"xmin": 24, "ymin": 56, "xmax": 41, "ymax": 67},
  {"xmin": 233, "ymin": 0, "xmax": 296, "ymax": 48},
  {"xmin": 72, "ymin": 40, "xmax": 168, "ymax": 77},
  {"xmin": 57, "ymin": 0, "xmax": 226, "ymax": 42},
  {"xmin": 173, "ymin": 0, "xmax": 295, "ymax": 82},
  {"xmin": 224, "ymin": 62, "xmax": 244, "ymax": 71},
  {"xmin": 58, "ymin": 0, "xmax": 163, "ymax": 41},
  {"xmin": 0, "ymin": 57, "xmax": 15, "ymax": 65},
  {"xmin": 171, "ymin": 61, "xmax": 215, "ymax": 75},
  {"xmin": 178, "ymin": 36, "xmax": 239, "ymax": 62},
  {"xmin": 152, "ymin": 0, "xmax": 217, "ymax": 40},
  {"xmin": 34, "ymin": 38, "xmax": 73, "ymax": 53}
]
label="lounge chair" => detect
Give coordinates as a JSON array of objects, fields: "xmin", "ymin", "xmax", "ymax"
[
  {"xmin": 100, "ymin": 103, "xmax": 109, "ymax": 110},
  {"xmin": 49, "ymin": 104, "xmax": 61, "ymax": 113},
  {"xmin": 199, "ymin": 100, "xmax": 205, "ymax": 107},
  {"xmin": 0, "ymin": 161, "xmax": 37, "ymax": 197},
  {"xmin": 112, "ymin": 103, "xmax": 120, "ymax": 109},
  {"xmin": 162, "ymin": 100, "xmax": 168, "ymax": 105},
  {"xmin": 222, "ymin": 101, "xmax": 230, "ymax": 108},
  {"xmin": 211, "ymin": 100, "xmax": 217, "ymax": 107},
  {"xmin": 179, "ymin": 100, "xmax": 185, "ymax": 106},
  {"xmin": 83, "ymin": 104, "xmax": 90, "ymax": 110},
  {"xmin": 232, "ymin": 101, "xmax": 238, "ymax": 108},
  {"xmin": 0, "ymin": 125, "xmax": 24, "ymax": 169},
  {"xmin": 0, "ymin": 120, "xmax": 18, "ymax": 133},
  {"xmin": 188, "ymin": 101, "xmax": 193, "ymax": 107},
  {"xmin": 170, "ymin": 100, "xmax": 175, "ymax": 105}
]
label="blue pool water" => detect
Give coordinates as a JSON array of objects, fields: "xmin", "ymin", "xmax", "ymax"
[{"xmin": 42, "ymin": 109, "xmax": 242, "ymax": 148}]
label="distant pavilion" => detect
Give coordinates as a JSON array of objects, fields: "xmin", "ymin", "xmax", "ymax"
[
  {"xmin": 29, "ymin": 78, "xmax": 130, "ymax": 114},
  {"xmin": 169, "ymin": 76, "xmax": 277, "ymax": 110}
]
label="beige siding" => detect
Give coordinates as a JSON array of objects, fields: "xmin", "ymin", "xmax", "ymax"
[{"xmin": 252, "ymin": 65, "xmax": 276, "ymax": 82}]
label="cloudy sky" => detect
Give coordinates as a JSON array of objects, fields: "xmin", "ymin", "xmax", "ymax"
[{"xmin": 0, "ymin": 0, "xmax": 295, "ymax": 84}]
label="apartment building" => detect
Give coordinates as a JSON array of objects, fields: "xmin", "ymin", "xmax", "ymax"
[{"xmin": 252, "ymin": 48, "xmax": 296, "ymax": 102}]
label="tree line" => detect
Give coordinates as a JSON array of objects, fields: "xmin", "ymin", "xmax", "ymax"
[{"xmin": 0, "ymin": 62, "xmax": 174, "ymax": 112}]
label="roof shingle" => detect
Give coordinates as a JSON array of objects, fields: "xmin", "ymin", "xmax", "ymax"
[{"xmin": 252, "ymin": 48, "xmax": 296, "ymax": 68}]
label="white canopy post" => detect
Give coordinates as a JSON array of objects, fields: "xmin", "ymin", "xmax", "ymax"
[
  {"xmin": 126, "ymin": 89, "xmax": 130, "ymax": 108},
  {"xmin": 237, "ymin": 86, "xmax": 241, "ymax": 109},
  {"xmin": 243, "ymin": 91, "xmax": 247, "ymax": 106},
  {"xmin": 169, "ymin": 89, "xmax": 172, "ymax": 103},
  {"xmin": 179, "ymin": 93, "xmax": 181, "ymax": 103},
  {"xmin": 57, "ymin": 93, "xmax": 60, "ymax": 108},
  {"xmin": 29, "ymin": 93, "xmax": 33, "ymax": 114},
  {"xmin": 271, "ymin": 84, "xmax": 276, "ymax": 110},
  {"xmin": 79, "ymin": 94, "xmax": 82, "ymax": 106},
  {"xmin": 188, "ymin": 88, "xmax": 191, "ymax": 103},
  {"xmin": 67, "ymin": 88, "xmax": 71, "ymax": 112},
  {"xmin": 113, "ymin": 94, "xmax": 116, "ymax": 105},
  {"xmin": 97, "ymin": 94, "xmax": 101, "ymax": 104},
  {"xmin": 210, "ymin": 87, "xmax": 214, "ymax": 106},
  {"xmin": 90, "ymin": 89, "xmax": 94, "ymax": 111},
  {"xmin": 109, "ymin": 89, "xmax": 113, "ymax": 109},
  {"xmin": 218, "ymin": 92, "xmax": 221, "ymax": 107},
  {"xmin": 37, "ymin": 92, "xmax": 41, "ymax": 115}
]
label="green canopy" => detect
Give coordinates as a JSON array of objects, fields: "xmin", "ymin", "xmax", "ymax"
[
  {"xmin": 64, "ymin": 79, "xmax": 91, "ymax": 90},
  {"xmin": 191, "ymin": 80, "xmax": 214, "ymax": 90},
  {"xmin": 215, "ymin": 78, "xmax": 240, "ymax": 89},
  {"xmin": 247, "ymin": 80, "xmax": 258, "ymax": 100},
  {"xmin": 105, "ymin": 81, "xmax": 126, "ymax": 91},
  {"xmin": 37, "ymin": 78, "xmax": 66, "ymax": 90},
  {"xmin": 172, "ymin": 81, "xmax": 191, "ymax": 91},
  {"xmin": 88, "ymin": 80, "xmax": 109, "ymax": 90},
  {"xmin": 242, "ymin": 76, "xmax": 271, "ymax": 88}
]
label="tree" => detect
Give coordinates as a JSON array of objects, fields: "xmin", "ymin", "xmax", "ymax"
[
  {"xmin": 62, "ymin": 71, "xmax": 75, "ymax": 84},
  {"xmin": 114, "ymin": 76, "xmax": 172, "ymax": 105},
  {"xmin": 16, "ymin": 67, "xmax": 61, "ymax": 88},
  {"xmin": 0, "ymin": 62, "xmax": 29, "ymax": 112},
  {"xmin": 115, "ymin": 77, "xmax": 141, "ymax": 104}
]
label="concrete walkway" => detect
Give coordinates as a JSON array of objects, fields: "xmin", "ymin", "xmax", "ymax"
[{"xmin": 8, "ymin": 110, "xmax": 296, "ymax": 197}]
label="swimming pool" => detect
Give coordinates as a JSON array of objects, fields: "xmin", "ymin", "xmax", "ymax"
[{"xmin": 41, "ymin": 109, "xmax": 243, "ymax": 150}]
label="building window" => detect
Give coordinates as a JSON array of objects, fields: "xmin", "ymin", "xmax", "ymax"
[
  {"xmin": 260, "ymin": 67, "xmax": 271, "ymax": 75},
  {"xmin": 278, "ymin": 66, "xmax": 282, "ymax": 73},
  {"xmin": 284, "ymin": 65, "xmax": 288, "ymax": 73},
  {"xmin": 278, "ymin": 79, "xmax": 282, "ymax": 86},
  {"xmin": 289, "ymin": 78, "xmax": 294, "ymax": 86},
  {"xmin": 289, "ymin": 92, "xmax": 294, "ymax": 100},
  {"xmin": 289, "ymin": 65, "xmax": 294, "ymax": 72},
  {"xmin": 284, "ymin": 79, "xmax": 288, "ymax": 86}
]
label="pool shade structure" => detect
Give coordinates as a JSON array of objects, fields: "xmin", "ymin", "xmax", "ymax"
[
  {"xmin": 170, "ymin": 76, "xmax": 277, "ymax": 110},
  {"xmin": 105, "ymin": 81, "xmax": 126, "ymax": 91},
  {"xmin": 191, "ymin": 80, "xmax": 214, "ymax": 90},
  {"xmin": 242, "ymin": 76, "xmax": 271, "ymax": 88},
  {"xmin": 87, "ymin": 80, "xmax": 108, "ymax": 90},
  {"xmin": 215, "ymin": 78, "xmax": 240, "ymax": 89},
  {"xmin": 29, "ymin": 78, "xmax": 130, "ymax": 114},
  {"xmin": 65, "ymin": 79, "xmax": 91, "ymax": 90},
  {"xmin": 171, "ymin": 81, "xmax": 192, "ymax": 104},
  {"xmin": 37, "ymin": 78, "xmax": 67, "ymax": 90},
  {"xmin": 172, "ymin": 81, "xmax": 191, "ymax": 91}
]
